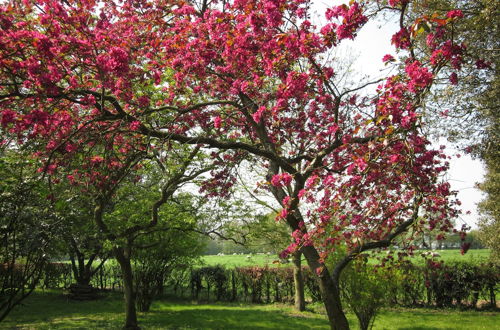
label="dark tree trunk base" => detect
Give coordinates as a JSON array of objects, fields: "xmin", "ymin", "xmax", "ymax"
[{"xmin": 68, "ymin": 283, "xmax": 99, "ymax": 300}]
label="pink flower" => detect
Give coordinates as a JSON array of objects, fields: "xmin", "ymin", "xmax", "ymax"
[
  {"xmin": 213, "ymin": 116, "xmax": 222, "ymax": 129},
  {"xmin": 389, "ymin": 154, "xmax": 400, "ymax": 163},
  {"xmin": 351, "ymin": 215, "xmax": 362, "ymax": 225},
  {"xmin": 271, "ymin": 174, "xmax": 281, "ymax": 187},
  {"xmin": 1, "ymin": 110, "xmax": 16, "ymax": 127},
  {"xmin": 446, "ymin": 10, "xmax": 463, "ymax": 19},
  {"xmin": 137, "ymin": 96, "xmax": 149, "ymax": 107},
  {"xmin": 153, "ymin": 71, "xmax": 161, "ymax": 85},
  {"xmin": 475, "ymin": 59, "xmax": 491, "ymax": 69},
  {"xmin": 129, "ymin": 121, "xmax": 141, "ymax": 131},
  {"xmin": 460, "ymin": 242, "xmax": 471, "ymax": 255},
  {"xmin": 391, "ymin": 28, "xmax": 411, "ymax": 49},
  {"xmin": 276, "ymin": 208, "xmax": 288, "ymax": 221},
  {"xmin": 355, "ymin": 158, "xmax": 367, "ymax": 172},
  {"xmin": 449, "ymin": 72, "xmax": 458, "ymax": 85},
  {"xmin": 382, "ymin": 54, "xmax": 395, "ymax": 63},
  {"xmin": 296, "ymin": 7, "xmax": 306, "ymax": 18},
  {"xmin": 65, "ymin": 143, "xmax": 77, "ymax": 153},
  {"xmin": 405, "ymin": 61, "xmax": 433, "ymax": 92},
  {"xmin": 96, "ymin": 47, "xmax": 129, "ymax": 74},
  {"xmin": 389, "ymin": 0, "xmax": 408, "ymax": 7},
  {"xmin": 252, "ymin": 106, "xmax": 265, "ymax": 123},
  {"xmin": 281, "ymin": 173, "xmax": 293, "ymax": 185},
  {"xmin": 90, "ymin": 156, "xmax": 104, "ymax": 164},
  {"xmin": 270, "ymin": 173, "xmax": 293, "ymax": 187}
]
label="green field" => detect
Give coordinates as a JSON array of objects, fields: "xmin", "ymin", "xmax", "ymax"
[
  {"xmin": 1, "ymin": 290, "xmax": 498, "ymax": 329},
  {"xmin": 202, "ymin": 249, "xmax": 491, "ymax": 268},
  {"xmin": 202, "ymin": 253, "xmax": 280, "ymax": 268}
]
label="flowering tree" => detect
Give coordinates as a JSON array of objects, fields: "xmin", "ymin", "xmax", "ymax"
[{"xmin": 0, "ymin": 0, "xmax": 472, "ymax": 329}]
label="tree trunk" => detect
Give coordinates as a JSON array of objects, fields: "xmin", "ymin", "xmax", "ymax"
[
  {"xmin": 292, "ymin": 251, "xmax": 305, "ymax": 311},
  {"xmin": 301, "ymin": 246, "xmax": 350, "ymax": 330},
  {"xmin": 114, "ymin": 247, "xmax": 140, "ymax": 330}
]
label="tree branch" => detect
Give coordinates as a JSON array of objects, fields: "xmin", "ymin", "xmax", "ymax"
[{"xmin": 332, "ymin": 195, "xmax": 423, "ymax": 283}]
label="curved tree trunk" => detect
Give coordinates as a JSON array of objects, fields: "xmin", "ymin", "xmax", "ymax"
[
  {"xmin": 292, "ymin": 251, "xmax": 305, "ymax": 312},
  {"xmin": 114, "ymin": 246, "xmax": 140, "ymax": 330},
  {"xmin": 302, "ymin": 245, "xmax": 350, "ymax": 330}
]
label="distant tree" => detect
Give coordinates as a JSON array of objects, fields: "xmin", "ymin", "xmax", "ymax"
[
  {"xmin": 245, "ymin": 213, "xmax": 306, "ymax": 311},
  {"xmin": 0, "ymin": 151, "xmax": 56, "ymax": 321},
  {"xmin": 132, "ymin": 195, "xmax": 204, "ymax": 312},
  {"xmin": 245, "ymin": 213, "xmax": 290, "ymax": 254},
  {"xmin": 52, "ymin": 186, "xmax": 109, "ymax": 298},
  {"xmin": 478, "ymin": 159, "xmax": 500, "ymax": 263}
]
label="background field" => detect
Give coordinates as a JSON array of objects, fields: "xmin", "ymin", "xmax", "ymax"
[
  {"xmin": 2, "ymin": 290, "xmax": 498, "ymax": 330},
  {"xmin": 201, "ymin": 249, "xmax": 491, "ymax": 268}
]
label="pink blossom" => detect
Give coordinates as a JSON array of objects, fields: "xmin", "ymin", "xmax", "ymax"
[
  {"xmin": 475, "ymin": 59, "xmax": 491, "ymax": 69},
  {"xmin": 460, "ymin": 242, "xmax": 471, "ymax": 255},
  {"xmin": 355, "ymin": 158, "xmax": 367, "ymax": 172},
  {"xmin": 1, "ymin": 110, "xmax": 16, "ymax": 127},
  {"xmin": 64, "ymin": 143, "xmax": 77, "ymax": 153},
  {"xmin": 137, "ymin": 96, "xmax": 149, "ymax": 107},
  {"xmin": 351, "ymin": 215, "xmax": 362, "ymax": 225},
  {"xmin": 271, "ymin": 174, "xmax": 282, "ymax": 187},
  {"xmin": 388, "ymin": 0, "xmax": 409, "ymax": 7},
  {"xmin": 389, "ymin": 154, "xmax": 400, "ymax": 163},
  {"xmin": 90, "ymin": 156, "xmax": 104, "ymax": 164},
  {"xmin": 382, "ymin": 54, "xmax": 394, "ymax": 63},
  {"xmin": 129, "ymin": 121, "xmax": 141, "ymax": 131},
  {"xmin": 446, "ymin": 10, "xmax": 463, "ymax": 19},
  {"xmin": 271, "ymin": 173, "xmax": 293, "ymax": 187},
  {"xmin": 281, "ymin": 173, "xmax": 293, "ymax": 185},
  {"xmin": 252, "ymin": 106, "xmax": 265, "ymax": 123},
  {"xmin": 449, "ymin": 72, "xmax": 458, "ymax": 85},
  {"xmin": 405, "ymin": 61, "xmax": 433, "ymax": 92},
  {"xmin": 213, "ymin": 116, "xmax": 222, "ymax": 129},
  {"xmin": 391, "ymin": 28, "xmax": 411, "ymax": 49},
  {"xmin": 96, "ymin": 47, "xmax": 129, "ymax": 74}
]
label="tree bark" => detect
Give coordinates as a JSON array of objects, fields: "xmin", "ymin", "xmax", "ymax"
[
  {"xmin": 292, "ymin": 251, "xmax": 305, "ymax": 312},
  {"xmin": 301, "ymin": 246, "xmax": 350, "ymax": 330},
  {"xmin": 114, "ymin": 246, "xmax": 140, "ymax": 330}
]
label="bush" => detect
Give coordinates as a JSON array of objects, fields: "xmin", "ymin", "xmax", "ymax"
[{"xmin": 341, "ymin": 259, "xmax": 388, "ymax": 330}]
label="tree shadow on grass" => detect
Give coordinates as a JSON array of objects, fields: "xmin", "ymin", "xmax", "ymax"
[
  {"xmin": 2, "ymin": 290, "xmax": 124, "ymax": 328},
  {"xmin": 3, "ymin": 292, "xmax": 330, "ymax": 329},
  {"xmin": 143, "ymin": 307, "xmax": 330, "ymax": 329}
]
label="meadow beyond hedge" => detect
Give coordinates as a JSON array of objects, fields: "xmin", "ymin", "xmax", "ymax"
[{"xmin": 201, "ymin": 249, "xmax": 492, "ymax": 268}]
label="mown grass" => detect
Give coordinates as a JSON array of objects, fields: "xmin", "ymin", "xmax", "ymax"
[
  {"xmin": 202, "ymin": 253, "xmax": 279, "ymax": 268},
  {"xmin": 2, "ymin": 290, "xmax": 498, "ymax": 329},
  {"xmin": 202, "ymin": 249, "xmax": 491, "ymax": 269}
]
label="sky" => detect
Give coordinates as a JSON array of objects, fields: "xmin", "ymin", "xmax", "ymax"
[{"xmin": 309, "ymin": 0, "xmax": 486, "ymax": 229}]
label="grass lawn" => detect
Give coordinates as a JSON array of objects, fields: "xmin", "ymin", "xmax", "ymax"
[
  {"xmin": 2, "ymin": 290, "xmax": 498, "ymax": 329},
  {"xmin": 429, "ymin": 249, "xmax": 491, "ymax": 262},
  {"xmin": 202, "ymin": 253, "xmax": 279, "ymax": 268},
  {"xmin": 202, "ymin": 249, "xmax": 491, "ymax": 269}
]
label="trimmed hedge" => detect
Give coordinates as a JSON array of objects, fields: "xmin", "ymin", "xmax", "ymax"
[
  {"xmin": 188, "ymin": 266, "xmax": 319, "ymax": 304},
  {"xmin": 381, "ymin": 260, "xmax": 499, "ymax": 308},
  {"xmin": 182, "ymin": 262, "xmax": 498, "ymax": 309},
  {"xmin": 33, "ymin": 260, "xmax": 498, "ymax": 309}
]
